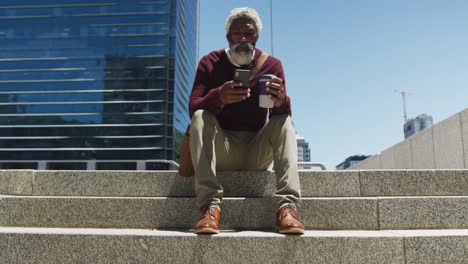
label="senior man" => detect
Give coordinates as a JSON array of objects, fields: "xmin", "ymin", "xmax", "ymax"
[{"xmin": 188, "ymin": 7, "xmax": 304, "ymax": 235}]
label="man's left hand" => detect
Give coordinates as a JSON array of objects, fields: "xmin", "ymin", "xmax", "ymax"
[{"xmin": 266, "ymin": 76, "xmax": 285, "ymax": 107}]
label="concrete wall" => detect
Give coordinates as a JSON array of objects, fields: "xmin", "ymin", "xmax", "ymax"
[
  {"xmin": 350, "ymin": 108, "xmax": 468, "ymax": 170},
  {"xmin": 411, "ymin": 127, "xmax": 435, "ymax": 169}
]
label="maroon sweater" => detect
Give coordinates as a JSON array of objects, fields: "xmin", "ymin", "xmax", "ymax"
[{"xmin": 189, "ymin": 48, "xmax": 292, "ymax": 132}]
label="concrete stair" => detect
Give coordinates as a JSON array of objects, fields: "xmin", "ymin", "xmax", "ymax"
[{"xmin": 1, "ymin": 169, "xmax": 468, "ymax": 263}]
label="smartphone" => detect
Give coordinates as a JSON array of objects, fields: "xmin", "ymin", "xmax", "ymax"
[{"xmin": 233, "ymin": 69, "xmax": 250, "ymax": 87}]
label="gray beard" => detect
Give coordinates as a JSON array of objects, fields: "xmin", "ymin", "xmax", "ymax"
[{"xmin": 229, "ymin": 43, "xmax": 254, "ymax": 65}]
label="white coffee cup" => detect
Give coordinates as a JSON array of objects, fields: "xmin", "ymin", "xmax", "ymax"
[{"xmin": 258, "ymin": 74, "xmax": 275, "ymax": 108}]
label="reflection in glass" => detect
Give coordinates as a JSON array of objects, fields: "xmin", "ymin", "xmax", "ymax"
[{"xmin": 0, "ymin": 0, "xmax": 198, "ymax": 168}]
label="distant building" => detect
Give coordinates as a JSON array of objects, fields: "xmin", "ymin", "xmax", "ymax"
[
  {"xmin": 404, "ymin": 114, "xmax": 433, "ymax": 139},
  {"xmin": 336, "ymin": 155, "xmax": 370, "ymax": 170},
  {"xmin": 296, "ymin": 135, "xmax": 311, "ymax": 168}
]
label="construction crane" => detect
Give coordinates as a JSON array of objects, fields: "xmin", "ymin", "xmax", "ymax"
[{"xmin": 394, "ymin": 89, "xmax": 412, "ymax": 123}]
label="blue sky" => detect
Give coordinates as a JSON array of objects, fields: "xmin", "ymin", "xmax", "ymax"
[{"xmin": 199, "ymin": 0, "xmax": 468, "ymax": 169}]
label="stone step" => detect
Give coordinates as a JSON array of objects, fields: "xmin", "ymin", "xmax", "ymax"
[
  {"xmin": 1, "ymin": 227, "xmax": 467, "ymax": 264},
  {"xmin": 2, "ymin": 169, "xmax": 468, "ymax": 197},
  {"xmin": 2, "ymin": 195, "xmax": 468, "ymax": 230}
]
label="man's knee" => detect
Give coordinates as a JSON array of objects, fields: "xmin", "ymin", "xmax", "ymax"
[
  {"xmin": 269, "ymin": 114, "xmax": 295, "ymax": 131},
  {"xmin": 191, "ymin": 109, "xmax": 205, "ymax": 122},
  {"xmin": 190, "ymin": 110, "xmax": 217, "ymax": 134}
]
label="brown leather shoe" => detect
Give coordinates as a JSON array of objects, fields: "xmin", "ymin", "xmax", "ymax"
[
  {"xmin": 194, "ymin": 206, "xmax": 221, "ymax": 234},
  {"xmin": 275, "ymin": 204, "xmax": 304, "ymax": 234}
]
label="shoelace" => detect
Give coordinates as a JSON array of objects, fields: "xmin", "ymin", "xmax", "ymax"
[
  {"xmin": 279, "ymin": 205, "xmax": 299, "ymax": 220},
  {"xmin": 199, "ymin": 207, "xmax": 217, "ymax": 221},
  {"xmin": 208, "ymin": 208, "xmax": 217, "ymax": 220}
]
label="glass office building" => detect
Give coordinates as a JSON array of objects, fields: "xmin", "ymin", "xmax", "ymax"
[
  {"xmin": 0, "ymin": 0, "xmax": 198, "ymax": 170},
  {"xmin": 404, "ymin": 113, "xmax": 433, "ymax": 139},
  {"xmin": 296, "ymin": 135, "xmax": 311, "ymax": 169},
  {"xmin": 336, "ymin": 155, "xmax": 369, "ymax": 170}
]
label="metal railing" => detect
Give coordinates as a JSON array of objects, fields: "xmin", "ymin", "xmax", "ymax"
[
  {"xmin": 0, "ymin": 159, "xmax": 180, "ymax": 170},
  {"xmin": 0, "ymin": 160, "xmax": 326, "ymax": 171},
  {"xmin": 297, "ymin": 162, "xmax": 327, "ymax": 170}
]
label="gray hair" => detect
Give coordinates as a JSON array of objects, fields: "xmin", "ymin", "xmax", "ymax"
[{"xmin": 225, "ymin": 7, "xmax": 263, "ymax": 33}]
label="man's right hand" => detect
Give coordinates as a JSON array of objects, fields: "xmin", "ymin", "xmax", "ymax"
[{"xmin": 218, "ymin": 80, "xmax": 251, "ymax": 104}]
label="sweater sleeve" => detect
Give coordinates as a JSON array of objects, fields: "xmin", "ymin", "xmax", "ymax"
[
  {"xmin": 270, "ymin": 60, "xmax": 292, "ymax": 116},
  {"xmin": 188, "ymin": 58, "xmax": 225, "ymax": 118}
]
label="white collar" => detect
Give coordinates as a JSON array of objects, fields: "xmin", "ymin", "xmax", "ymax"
[{"xmin": 225, "ymin": 48, "xmax": 256, "ymax": 67}]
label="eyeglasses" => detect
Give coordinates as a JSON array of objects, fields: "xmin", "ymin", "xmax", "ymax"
[{"xmin": 229, "ymin": 31, "xmax": 257, "ymax": 40}]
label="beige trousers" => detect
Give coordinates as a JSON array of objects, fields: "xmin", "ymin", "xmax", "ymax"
[{"xmin": 190, "ymin": 110, "xmax": 301, "ymax": 210}]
